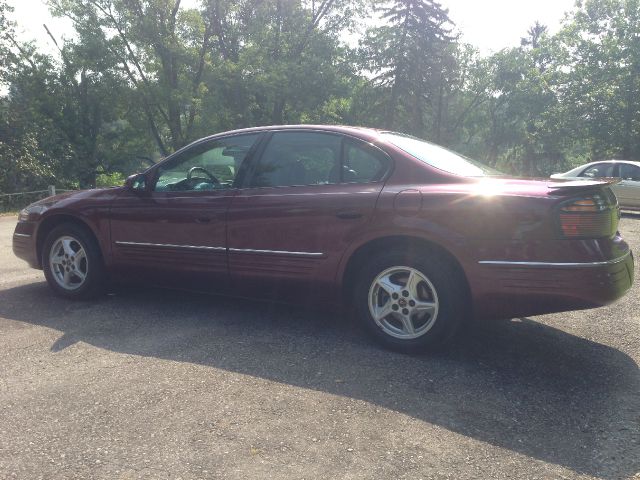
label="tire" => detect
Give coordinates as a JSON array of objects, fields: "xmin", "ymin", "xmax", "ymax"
[
  {"xmin": 42, "ymin": 223, "xmax": 106, "ymax": 299},
  {"xmin": 354, "ymin": 250, "xmax": 468, "ymax": 353}
]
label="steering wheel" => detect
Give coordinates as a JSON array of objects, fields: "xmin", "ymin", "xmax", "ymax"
[{"xmin": 187, "ymin": 166, "xmax": 220, "ymax": 184}]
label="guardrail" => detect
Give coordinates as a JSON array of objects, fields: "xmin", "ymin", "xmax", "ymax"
[{"xmin": 0, "ymin": 186, "xmax": 75, "ymax": 213}]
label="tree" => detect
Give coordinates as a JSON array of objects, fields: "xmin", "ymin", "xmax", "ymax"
[
  {"xmin": 520, "ymin": 21, "xmax": 548, "ymax": 49},
  {"xmin": 48, "ymin": 0, "xmax": 213, "ymax": 154},
  {"xmin": 556, "ymin": 0, "xmax": 640, "ymax": 160},
  {"xmin": 3, "ymin": 0, "xmax": 640, "ymax": 197},
  {"xmin": 0, "ymin": 0, "xmax": 15, "ymax": 84},
  {"xmin": 360, "ymin": 0, "xmax": 455, "ymax": 135},
  {"xmin": 196, "ymin": 0, "xmax": 359, "ymax": 128}
]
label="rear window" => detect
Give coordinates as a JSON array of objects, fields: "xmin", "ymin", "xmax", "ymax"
[{"xmin": 381, "ymin": 132, "xmax": 499, "ymax": 177}]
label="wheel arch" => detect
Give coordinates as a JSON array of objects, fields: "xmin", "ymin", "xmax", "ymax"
[
  {"xmin": 340, "ymin": 235, "xmax": 471, "ymax": 307},
  {"xmin": 36, "ymin": 214, "xmax": 103, "ymax": 268}
]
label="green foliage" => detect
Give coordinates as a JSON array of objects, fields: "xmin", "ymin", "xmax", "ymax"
[
  {"xmin": 95, "ymin": 169, "xmax": 126, "ymax": 187},
  {"xmin": 0, "ymin": 0, "xmax": 639, "ymax": 194},
  {"xmin": 556, "ymin": 0, "xmax": 640, "ymax": 160}
]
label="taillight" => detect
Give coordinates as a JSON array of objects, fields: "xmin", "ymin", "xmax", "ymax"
[
  {"xmin": 557, "ymin": 192, "xmax": 618, "ymax": 238},
  {"xmin": 560, "ymin": 197, "xmax": 606, "ymax": 212}
]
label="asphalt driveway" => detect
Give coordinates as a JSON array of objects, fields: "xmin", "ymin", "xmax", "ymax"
[{"xmin": 0, "ymin": 214, "xmax": 639, "ymax": 479}]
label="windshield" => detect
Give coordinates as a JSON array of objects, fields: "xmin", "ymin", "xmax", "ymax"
[{"xmin": 381, "ymin": 132, "xmax": 500, "ymax": 177}]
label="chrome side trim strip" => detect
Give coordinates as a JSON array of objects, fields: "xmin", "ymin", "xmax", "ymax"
[
  {"xmin": 478, "ymin": 252, "xmax": 631, "ymax": 268},
  {"xmin": 13, "ymin": 233, "xmax": 31, "ymax": 238},
  {"xmin": 115, "ymin": 241, "xmax": 225, "ymax": 252},
  {"xmin": 115, "ymin": 241, "xmax": 325, "ymax": 257},
  {"xmin": 228, "ymin": 247, "xmax": 324, "ymax": 258}
]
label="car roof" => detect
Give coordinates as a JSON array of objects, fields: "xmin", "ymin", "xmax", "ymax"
[
  {"xmin": 581, "ymin": 159, "xmax": 640, "ymax": 167},
  {"xmin": 151, "ymin": 125, "xmax": 399, "ymax": 172},
  {"xmin": 562, "ymin": 159, "xmax": 640, "ymax": 174},
  {"xmin": 203, "ymin": 124, "xmax": 384, "ymax": 142},
  {"xmin": 163, "ymin": 125, "xmax": 387, "ymax": 163}
]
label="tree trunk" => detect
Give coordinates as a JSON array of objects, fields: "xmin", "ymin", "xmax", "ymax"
[
  {"xmin": 272, "ymin": 97, "xmax": 286, "ymax": 124},
  {"xmin": 385, "ymin": 6, "xmax": 411, "ymax": 130}
]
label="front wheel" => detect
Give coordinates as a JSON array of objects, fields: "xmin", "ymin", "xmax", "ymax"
[
  {"xmin": 42, "ymin": 223, "xmax": 106, "ymax": 299},
  {"xmin": 354, "ymin": 251, "xmax": 468, "ymax": 352}
]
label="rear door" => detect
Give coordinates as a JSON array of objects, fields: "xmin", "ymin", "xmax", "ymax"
[
  {"xmin": 613, "ymin": 163, "xmax": 640, "ymax": 208},
  {"xmin": 226, "ymin": 130, "xmax": 391, "ymax": 303}
]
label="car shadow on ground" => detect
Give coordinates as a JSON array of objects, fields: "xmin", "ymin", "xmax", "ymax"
[{"xmin": 1, "ymin": 282, "xmax": 638, "ymax": 479}]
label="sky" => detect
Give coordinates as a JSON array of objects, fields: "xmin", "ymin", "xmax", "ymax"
[{"xmin": 7, "ymin": 0, "xmax": 578, "ymax": 56}]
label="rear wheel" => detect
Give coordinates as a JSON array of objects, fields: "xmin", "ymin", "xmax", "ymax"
[
  {"xmin": 354, "ymin": 251, "xmax": 467, "ymax": 352},
  {"xmin": 42, "ymin": 223, "xmax": 105, "ymax": 299}
]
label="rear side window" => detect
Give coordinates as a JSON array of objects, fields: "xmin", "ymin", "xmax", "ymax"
[
  {"xmin": 619, "ymin": 163, "xmax": 640, "ymax": 181},
  {"xmin": 250, "ymin": 132, "xmax": 341, "ymax": 187},
  {"xmin": 343, "ymin": 138, "xmax": 390, "ymax": 183},
  {"xmin": 581, "ymin": 163, "xmax": 614, "ymax": 178}
]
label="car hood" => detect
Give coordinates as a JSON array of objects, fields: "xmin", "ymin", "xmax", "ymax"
[
  {"xmin": 30, "ymin": 190, "xmax": 84, "ymax": 208},
  {"xmin": 26, "ymin": 187, "xmax": 122, "ymax": 213}
]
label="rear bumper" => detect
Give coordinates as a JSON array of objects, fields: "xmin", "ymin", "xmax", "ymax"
[
  {"xmin": 12, "ymin": 222, "xmax": 40, "ymax": 269},
  {"xmin": 472, "ymin": 250, "xmax": 634, "ymax": 319}
]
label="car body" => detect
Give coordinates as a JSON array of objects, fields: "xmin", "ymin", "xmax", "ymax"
[
  {"xmin": 551, "ymin": 160, "xmax": 640, "ymax": 210},
  {"xmin": 13, "ymin": 125, "xmax": 635, "ymax": 351}
]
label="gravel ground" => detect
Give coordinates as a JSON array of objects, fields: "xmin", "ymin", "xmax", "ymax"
[{"xmin": 0, "ymin": 214, "xmax": 639, "ymax": 480}]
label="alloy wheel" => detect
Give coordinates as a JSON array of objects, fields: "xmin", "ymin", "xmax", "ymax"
[
  {"xmin": 48, "ymin": 235, "xmax": 89, "ymax": 291},
  {"xmin": 368, "ymin": 266, "xmax": 439, "ymax": 340}
]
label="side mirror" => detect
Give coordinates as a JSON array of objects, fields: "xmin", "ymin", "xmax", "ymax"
[{"xmin": 124, "ymin": 173, "xmax": 147, "ymax": 191}]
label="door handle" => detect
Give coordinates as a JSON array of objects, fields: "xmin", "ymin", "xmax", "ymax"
[
  {"xmin": 336, "ymin": 211, "xmax": 363, "ymax": 220},
  {"xmin": 195, "ymin": 217, "xmax": 211, "ymax": 224}
]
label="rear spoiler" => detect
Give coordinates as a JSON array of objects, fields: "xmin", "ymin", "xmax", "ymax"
[{"xmin": 547, "ymin": 178, "xmax": 621, "ymax": 192}]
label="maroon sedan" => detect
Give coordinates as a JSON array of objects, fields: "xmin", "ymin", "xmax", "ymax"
[{"xmin": 13, "ymin": 125, "xmax": 634, "ymax": 351}]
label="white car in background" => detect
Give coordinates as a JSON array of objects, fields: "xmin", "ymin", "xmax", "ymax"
[{"xmin": 551, "ymin": 160, "xmax": 640, "ymax": 210}]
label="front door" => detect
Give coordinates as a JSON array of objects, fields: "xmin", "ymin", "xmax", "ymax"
[
  {"xmin": 226, "ymin": 130, "xmax": 391, "ymax": 303},
  {"xmin": 109, "ymin": 132, "xmax": 261, "ymax": 290}
]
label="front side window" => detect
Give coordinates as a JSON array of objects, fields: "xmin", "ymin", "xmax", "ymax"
[
  {"xmin": 619, "ymin": 163, "xmax": 640, "ymax": 181},
  {"xmin": 249, "ymin": 132, "xmax": 342, "ymax": 188},
  {"xmin": 581, "ymin": 163, "xmax": 614, "ymax": 178},
  {"xmin": 155, "ymin": 133, "xmax": 259, "ymax": 192}
]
